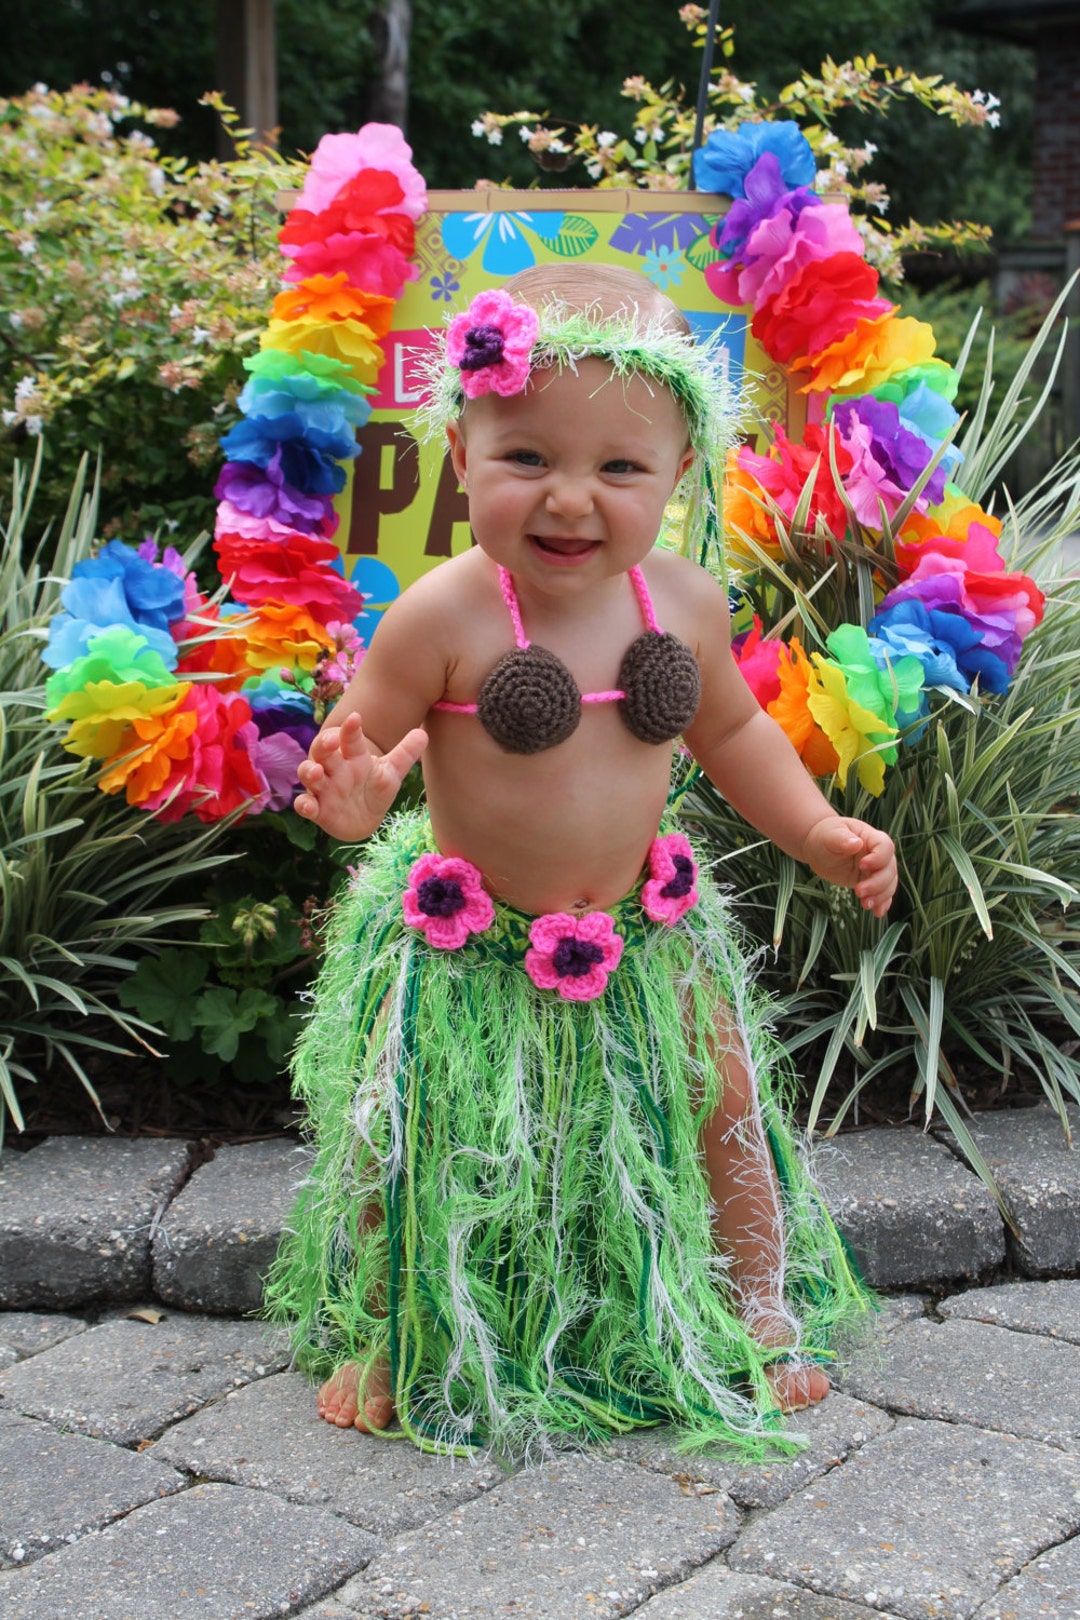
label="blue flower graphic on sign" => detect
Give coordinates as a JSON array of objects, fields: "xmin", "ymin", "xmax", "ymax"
[
  {"xmin": 336, "ymin": 555, "xmax": 401, "ymax": 641},
  {"xmin": 642, "ymin": 246, "xmax": 687, "ymax": 290},
  {"xmin": 441, "ymin": 210, "xmax": 568, "ymax": 276}
]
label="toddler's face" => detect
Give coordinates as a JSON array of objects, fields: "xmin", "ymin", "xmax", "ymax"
[{"xmin": 446, "ymin": 357, "xmax": 694, "ymax": 595}]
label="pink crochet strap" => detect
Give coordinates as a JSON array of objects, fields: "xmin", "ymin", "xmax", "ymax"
[
  {"xmin": 629, "ymin": 565, "xmax": 662, "ymax": 634},
  {"xmin": 432, "ymin": 699, "xmax": 479, "ymax": 713},
  {"xmin": 498, "ymin": 566, "xmax": 530, "ymax": 649},
  {"xmin": 581, "ymin": 689, "xmax": 624, "ymax": 703}
]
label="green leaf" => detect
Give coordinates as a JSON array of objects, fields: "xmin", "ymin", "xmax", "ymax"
[
  {"xmin": 938, "ymin": 832, "xmax": 994, "ymax": 939},
  {"xmin": 118, "ymin": 949, "xmax": 209, "ymax": 1040},
  {"xmin": 546, "ymin": 216, "xmax": 600, "ymax": 259},
  {"xmin": 190, "ymin": 985, "xmax": 279, "ymax": 1061},
  {"xmin": 686, "ymin": 230, "xmax": 723, "ymax": 271}
]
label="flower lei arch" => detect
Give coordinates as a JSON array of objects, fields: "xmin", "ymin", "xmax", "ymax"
[
  {"xmin": 42, "ymin": 120, "xmax": 1043, "ymax": 817},
  {"xmin": 698, "ymin": 121, "xmax": 1044, "ymax": 797}
]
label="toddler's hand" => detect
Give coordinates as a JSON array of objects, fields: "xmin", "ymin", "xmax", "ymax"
[
  {"xmin": 294, "ymin": 712, "xmax": 428, "ymax": 842},
  {"xmin": 803, "ymin": 817, "xmax": 897, "ymax": 918}
]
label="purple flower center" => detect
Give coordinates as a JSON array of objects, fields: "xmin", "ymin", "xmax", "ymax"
[
  {"xmin": 459, "ymin": 323, "xmax": 506, "ymax": 371},
  {"xmin": 553, "ymin": 936, "xmax": 605, "ymax": 978},
  {"xmin": 660, "ymin": 854, "xmax": 695, "ymax": 899},
  {"xmin": 416, "ymin": 876, "xmax": 466, "ymax": 917}
]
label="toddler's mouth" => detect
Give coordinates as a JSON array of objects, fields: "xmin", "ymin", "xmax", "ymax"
[{"xmin": 530, "ymin": 534, "xmax": 600, "ymax": 559}]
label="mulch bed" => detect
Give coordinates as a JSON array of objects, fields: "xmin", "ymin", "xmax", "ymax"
[{"xmin": 7, "ymin": 1031, "xmax": 1052, "ymax": 1153}]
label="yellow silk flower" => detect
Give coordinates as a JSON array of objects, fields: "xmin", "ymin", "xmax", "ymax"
[
  {"xmin": 263, "ymin": 274, "xmax": 394, "ymax": 381},
  {"xmin": 901, "ymin": 488, "xmax": 1002, "ymax": 547},
  {"xmin": 793, "ymin": 314, "xmax": 938, "ymax": 397},
  {"xmin": 806, "ymin": 656, "xmax": 896, "ymax": 796},
  {"xmin": 49, "ymin": 680, "xmax": 191, "ymax": 761}
]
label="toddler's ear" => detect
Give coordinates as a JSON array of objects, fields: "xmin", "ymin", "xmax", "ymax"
[{"xmin": 446, "ymin": 420, "xmax": 468, "ymax": 488}]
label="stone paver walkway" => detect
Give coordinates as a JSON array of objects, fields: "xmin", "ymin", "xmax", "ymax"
[{"xmin": 1, "ymin": 1107, "xmax": 1078, "ymax": 1619}]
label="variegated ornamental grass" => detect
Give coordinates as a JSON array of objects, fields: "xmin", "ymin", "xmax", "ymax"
[
  {"xmin": 691, "ymin": 292, "xmax": 1080, "ymax": 1191},
  {"xmin": 0, "ymin": 449, "xmax": 233, "ymax": 1139}
]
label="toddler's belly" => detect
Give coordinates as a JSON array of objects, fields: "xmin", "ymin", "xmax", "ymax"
[{"xmin": 423, "ymin": 715, "xmax": 675, "ymax": 915}]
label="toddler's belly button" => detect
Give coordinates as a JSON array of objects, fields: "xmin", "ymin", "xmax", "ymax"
[{"xmin": 571, "ymin": 897, "xmax": 590, "ymax": 912}]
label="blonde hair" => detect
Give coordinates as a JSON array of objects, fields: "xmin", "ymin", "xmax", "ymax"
[{"xmin": 501, "ymin": 264, "xmax": 691, "ymax": 338}]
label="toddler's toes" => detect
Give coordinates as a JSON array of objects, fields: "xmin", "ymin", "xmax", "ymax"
[
  {"xmin": 765, "ymin": 1360, "xmax": 831, "ymax": 1413},
  {"xmin": 318, "ymin": 1364, "xmax": 361, "ymax": 1428},
  {"xmin": 354, "ymin": 1358, "xmax": 394, "ymax": 1434}
]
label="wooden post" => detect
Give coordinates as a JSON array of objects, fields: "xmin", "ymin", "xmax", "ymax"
[{"xmin": 215, "ymin": 0, "xmax": 278, "ymax": 155}]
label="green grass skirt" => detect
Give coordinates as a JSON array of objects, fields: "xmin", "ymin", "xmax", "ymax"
[{"xmin": 264, "ymin": 809, "xmax": 869, "ymax": 1459}]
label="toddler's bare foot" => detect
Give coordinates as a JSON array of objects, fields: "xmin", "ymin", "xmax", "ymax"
[
  {"xmin": 317, "ymin": 1358, "xmax": 394, "ymax": 1433},
  {"xmin": 764, "ymin": 1358, "xmax": 830, "ymax": 1413}
]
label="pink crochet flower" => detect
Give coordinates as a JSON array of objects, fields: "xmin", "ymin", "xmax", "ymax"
[
  {"xmin": 641, "ymin": 833, "xmax": 699, "ymax": 926},
  {"xmin": 525, "ymin": 912, "xmax": 624, "ymax": 1001},
  {"xmin": 402, "ymin": 853, "xmax": 494, "ymax": 949},
  {"xmin": 446, "ymin": 290, "xmax": 539, "ymax": 399}
]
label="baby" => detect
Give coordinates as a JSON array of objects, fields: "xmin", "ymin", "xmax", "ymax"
[{"xmin": 268, "ymin": 263, "xmax": 896, "ymax": 1459}]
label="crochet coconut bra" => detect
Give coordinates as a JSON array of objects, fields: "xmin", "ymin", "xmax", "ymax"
[{"xmin": 431, "ymin": 565, "xmax": 701, "ymax": 755}]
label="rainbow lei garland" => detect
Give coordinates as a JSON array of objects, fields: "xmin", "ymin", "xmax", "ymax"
[
  {"xmin": 42, "ymin": 125, "xmax": 426, "ymax": 821},
  {"xmin": 699, "ymin": 121, "xmax": 1046, "ymax": 796},
  {"xmin": 43, "ymin": 117, "xmax": 1044, "ymax": 818}
]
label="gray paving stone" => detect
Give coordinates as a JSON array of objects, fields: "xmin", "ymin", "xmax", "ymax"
[
  {"xmin": 149, "ymin": 1368, "xmax": 505, "ymax": 1535},
  {"xmin": 0, "ymin": 1481, "xmax": 376, "ymax": 1619},
  {"xmin": 840, "ymin": 1316, "xmax": 1080, "ymax": 1449},
  {"xmin": 151, "ymin": 1140, "xmax": 313, "ymax": 1315},
  {"xmin": 0, "ymin": 1137, "xmax": 191, "ymax": 1308},
  {"xmin": 608, "ymin": 1391, "xmax": 892, "ymax": 1511},
  {"xmin": 0, "ymin": 1410, "xmax": 183, "ymax": 1568},
  {"xmin": 0, "ymin": 1313, "xmax": 287, "ymax": 1444},
  {"xmin": 729, "ymin": 1419, "xmax": 1080, "ymax": 1620},
  {"xmin": 939, "ymin": 1279, "xmax": 1080, "ymax": 1344},
  {"xmin": 0, "ymin": 1311, "xmax": 88, "ymax": 1359},
  {"xmin": 339, "ymin": 1453, "xmax": 739, "ymax": 1618},
  {"xmin": 635, "ymin": 1568, "xmax": 904, "ymax": 1619},
  {"xmin": 942, "ymin": 1103, "xmax": 1080, "ymax": 1275},
  {"xmin": 293, "ymin": 1606, "xmax": 363, "ymax": 1620},
  {"xmin": 974, "ymin": 1535, "xmax": 1080, "ymax": 1619},
  {"xmin": 812, "ymin": 1129, "xmax": 1004, "ymax": 1287}
]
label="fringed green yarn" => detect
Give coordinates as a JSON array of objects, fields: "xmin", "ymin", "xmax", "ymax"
[{"xmin": 264, "ymin": 810, "xmax": 868, "ymax": 1461}]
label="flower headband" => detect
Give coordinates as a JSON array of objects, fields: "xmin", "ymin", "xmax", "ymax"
[{"xmin": 416, "ymin": 287, "xmax": 742, "ymax": 466}]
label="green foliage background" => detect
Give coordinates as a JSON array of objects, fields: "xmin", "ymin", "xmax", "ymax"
[{"xmin": 3, "ymin": 0, "xmax": 1034, "ymax": 242}]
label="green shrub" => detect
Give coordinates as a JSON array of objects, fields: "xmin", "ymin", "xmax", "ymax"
[
  {"xmin": 0, "ymin": 85, "xmax": 303, "ymax": 537},
  {"xmin": 0, "ymin": 450, "xmax": 235, "ymax": 1140}
]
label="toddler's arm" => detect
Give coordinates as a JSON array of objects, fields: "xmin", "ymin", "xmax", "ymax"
[{"xmin": 681, "ymin": 568, "xmax": 898, "ymax": 917}]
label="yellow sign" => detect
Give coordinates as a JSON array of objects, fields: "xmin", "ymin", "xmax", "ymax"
[{"xmin": 334, "ymin": 190, "xmax": 801, "ymax": 637}]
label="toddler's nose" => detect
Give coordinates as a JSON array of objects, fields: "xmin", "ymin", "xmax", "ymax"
[{"xmin": 545, "ymin": 476, "xmax": 594, "ymax": 521}]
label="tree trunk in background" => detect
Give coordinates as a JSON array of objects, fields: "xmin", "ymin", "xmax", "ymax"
[
  {"xmin": 365, "ymin": 0, "xmax": 411, "ymax": 131},
  {"xmin": 214, "ymin": 0, "xmax": 278, "ymax": 156}
]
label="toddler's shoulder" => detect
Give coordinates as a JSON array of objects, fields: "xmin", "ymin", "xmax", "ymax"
[
  {"xmin": 379, "ymin": 551, "xmax": 478, "ymax": 632},
  {"xmin": 643, "ymin": 547, "xmax": 728, "ymax": 633}
]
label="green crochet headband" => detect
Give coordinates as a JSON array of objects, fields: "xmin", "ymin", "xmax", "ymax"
[{"xmin": 416, "ymin": 287, "xmax": 740, "ymax": 454}]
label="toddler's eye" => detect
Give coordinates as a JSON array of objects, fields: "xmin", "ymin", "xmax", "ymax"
[
  {"xmin": 508, "ymin": 450, "xmax": 544, "ymax": 467},
  {"xmin": 603, "ymin": 459, "xmax": 642, "ymax": 475}
]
